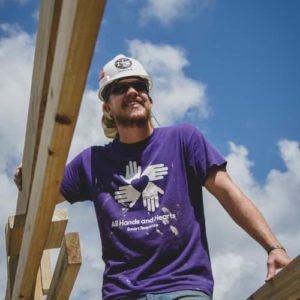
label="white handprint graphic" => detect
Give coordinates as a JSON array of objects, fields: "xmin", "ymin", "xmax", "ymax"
[
  {"xmin": 114, "ymin": 185, "xmax": 140, "ymax": 208},
  {"xmin": 114, "ymin": 161, "xmax": 168, "ymax": 211},
  {"xmin": 120, "ymin": 161, "xmax": 141, "ymax": 184},
  {"xmin": 142, "ymin": 164, "xmax": 168, "ymax": 181},
  {"xmin": 142, "ymin": 182, "xmax": 164, "ymax": 212}
]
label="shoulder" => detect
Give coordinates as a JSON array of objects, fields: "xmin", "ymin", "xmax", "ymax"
[
  {"xmin": 68, "ymin": 144, "xmax": 108, "ymax": 166},
  {"xmin": 159, "ymin": 123, "xmax": 203, "ymax": 139}
]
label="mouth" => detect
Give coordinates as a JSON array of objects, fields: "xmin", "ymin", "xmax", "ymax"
[{"xmin": 122, "ymin": 98, "xmax": 144, "ymax": 109}]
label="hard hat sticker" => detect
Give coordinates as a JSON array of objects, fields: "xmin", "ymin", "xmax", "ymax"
[
  {"xmin": 99, "ymin": 69, "xmax": 105, "ymax": 80},
  {"xmin": 115, "ymin": 58, "xmax": 132, "ymax": 69}
]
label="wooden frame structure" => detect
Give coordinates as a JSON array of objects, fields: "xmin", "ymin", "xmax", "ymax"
[
  {"xmin": 5, "ymin": 0, "xmax": 299, "ymax": 299},
  {"xmin": 5, "ymin": 0, "xmax": 106, "ymax": 299}
]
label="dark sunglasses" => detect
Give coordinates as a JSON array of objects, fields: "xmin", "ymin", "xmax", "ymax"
[{"xmin": 104, "ymin": 80, "xmax": 149, "ymax": 101}]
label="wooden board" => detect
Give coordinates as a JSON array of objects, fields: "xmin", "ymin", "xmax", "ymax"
[
  {"xmin": 16, "ymin": 0, "xmax": 62, "ymax": 216},
  {"xmin": 247, "ymin": 255, "xmax": 300, "ymax": 300},
  {"xmin": 7, "ymin": 208, "xmax": 68, "ymax": 257},
  {"xmin": 11, "ymin": 1, "xmax": 106, "ymax": 299},
  {"xmin": 46, "ymin": 233, "xmax": 81, "ymax": 300},
  {"xmin": 40, "ymin": 250, "xmax": 53, "ymax": 295}
]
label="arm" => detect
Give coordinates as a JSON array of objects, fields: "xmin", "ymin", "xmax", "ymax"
[{"xmin": 204, "ymin": 167, "xmax": 291, "ymax": 281}]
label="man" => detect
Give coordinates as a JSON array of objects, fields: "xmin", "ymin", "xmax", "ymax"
[{"xmin": 15, "ymin": 54, "xmax": 290, "ymax": 299}]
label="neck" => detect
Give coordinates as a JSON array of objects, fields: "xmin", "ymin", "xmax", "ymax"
[{"xmin": 117, "ymin": 122, "xmax": 154, "ymax": 144}]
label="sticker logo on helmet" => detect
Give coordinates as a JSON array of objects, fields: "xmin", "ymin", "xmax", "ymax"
[
  {"xmin": 115, "ymin": 58, "xmax": 132, "ymax": 69},
  {"xmin": 99, "ymin": 69, "xmax": 105, "ymax": 80}
]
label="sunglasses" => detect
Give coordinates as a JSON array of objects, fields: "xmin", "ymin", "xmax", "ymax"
[{"xmin": 104, "ymin": 80, "xmax": 149, "ymax": 101}]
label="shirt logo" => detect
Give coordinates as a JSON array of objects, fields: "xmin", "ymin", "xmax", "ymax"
[{"xmin": 114, "ymin": 161, "xmax": 168, "ymax": 212}]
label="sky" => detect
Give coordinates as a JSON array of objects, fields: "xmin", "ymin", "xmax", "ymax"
[{"xmin": 0, "ymin": 0, "xmax": 299, "ymax": 299}]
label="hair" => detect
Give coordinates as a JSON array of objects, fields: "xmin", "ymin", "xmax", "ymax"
[
  {"xmin": 101, "ymin": 105, "xmax": 118, "ymax": 139},
  {"xmin": 101, "ymin": 104, "xmax": 155, "ymax": 139}
]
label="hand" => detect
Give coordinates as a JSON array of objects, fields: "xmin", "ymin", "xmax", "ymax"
[
  {"xmin": 142, "ymin": 182, "xmax": 164, "ymax": 212},
  {"xmin": 265, "ymin": 249, "xmax": 292, "ymax": 282},
  {"xmin": 114, "ymin": 185, "xmax": 140, "ymax": 208},
  {"xmin": 141, "ymin": 164, "xmax": 168, "ymax": 181},
  {"xmin": 120, "ymin": 161, "xmax": 141, "ymax": 184},
  {"xmin": 14, "ymin": 163, "xmax": 23, "ymax": 191}
]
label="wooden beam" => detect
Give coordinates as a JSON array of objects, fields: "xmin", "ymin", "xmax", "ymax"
[
  {"xmin": 40, "ymin": 250, "xmax": 53, "ymax": 295},
  {"xmin": 11, "ymin": 1, "xmax": 106, "ymax": 299},
  {"xmin": 16, "ymin": 0, "xmax": 62, "ymax": 216},
  {"xmin": 34, "ymin": 269, "xmax": 43, "ymax": 300},
  {"xmin": 5, "ymin": 209, "xmax": 67, "ymax": 299},
  {"xmin": 46, "ymin": 233, "xmax": 81, "ymax": 300},
  {"xmin": 5, "ymin": 221, "xmax": 19, "ymax": 300},
  {"xmin": 247, "ymin": 255, "xmax": 300, "ymax": 300},
  {"xmin": 7, "ymin": 208, "xmax": 68, "ymax": 257}
]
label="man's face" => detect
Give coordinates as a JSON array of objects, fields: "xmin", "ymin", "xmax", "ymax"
[{"xmin": 104, "ymin": 77, "xmax": 152, "ymax": 128}]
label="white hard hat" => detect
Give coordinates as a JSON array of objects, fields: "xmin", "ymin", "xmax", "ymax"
[{"xmin": 98, "ymin": 54, "xmax": 152, "ymax": 101}]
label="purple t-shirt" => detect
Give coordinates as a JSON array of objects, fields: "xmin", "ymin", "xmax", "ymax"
[{"xmin": 61, "ymin": 124, "xmax": 226, "ymax": 300}]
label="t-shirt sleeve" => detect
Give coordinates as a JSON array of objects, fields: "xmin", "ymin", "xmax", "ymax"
[
  {"xmin": 186, "ymin": 126, "xmax": 227, "ymax": 185},
  {"xmin": 60, "ymin": 151, "xmax": 92, "ymax": 204}
]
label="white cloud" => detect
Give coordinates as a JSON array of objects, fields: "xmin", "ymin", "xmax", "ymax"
[
  {"xmin": 68, "ymin": 89, "xmax": 109, "ymax": 161},
  {"xmin": 32, "ymin": 9, "xmax": 39, "ymax": 22},
  {"xmin": 0, "ymin": 24, "xmax": 34, "ymax": 165},
  {"xmin": 0, "ymin": 23, "xmax": 34, "ymax": 297},
  {"xmin": 212, "ymin": 253, "xmax": 256, "ymax": 299},
  {"xmin": 139, "ymin": 0, "xmax": 215, "ymax": 26},
  {"xmin": 205, "ymin": 139, "xmax": 300, "ymax": 299},
  {"xmin": 1, "ymin": 25, "xmax": 299, "ymax": 300},
  {"xmin": 128, "ymin": 39, "xmax": 209, "ymax": 125}
]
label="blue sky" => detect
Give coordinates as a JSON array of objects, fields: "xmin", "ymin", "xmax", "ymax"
[
  {"xmin": 2, "ymin": 0, "xmax": 299, "ymax": 180},
  {"xmin": 0, "ymin": 1, "xmax": 299, "ymax": 299}
]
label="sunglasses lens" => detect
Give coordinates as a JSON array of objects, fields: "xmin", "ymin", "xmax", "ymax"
[{"xmin": 110, "ymin": 80, "xmax": 148, "ymax": 95}]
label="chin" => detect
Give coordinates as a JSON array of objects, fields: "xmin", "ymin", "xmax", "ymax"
[{"xmin": 115, "ymin": 110, "xmax": 151, "ymax": 128}]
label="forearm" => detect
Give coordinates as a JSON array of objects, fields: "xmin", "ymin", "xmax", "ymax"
[{"xmin": 205, "ymin": 169, "xmax": 280, "ymax": 251}]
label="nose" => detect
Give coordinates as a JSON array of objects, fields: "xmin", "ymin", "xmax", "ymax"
[{"xmin": 126, "ymin": 86, "xmax": 139, "ymax": 95}]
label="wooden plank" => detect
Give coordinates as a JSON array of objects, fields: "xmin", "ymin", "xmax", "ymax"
[
  {"xmin": 40, "ymin": 250, "xmax": 53, "ymax": 295},
  {"xmin": 8, "ymin": 0, "xmax": 62, "ymax": 293},
  {"xmin": 46, "ymin": 233, "xmax": 81, "ymax": 300},
  {"xmin": 247, "ymin": 255, "xmax": 300, "ymax": 300},
  {"xmin": 16, "ymin": 0, "xmax": 62, "ymax": 215},
  {"xmin": 34, "ymin": 269, "xmax": 43, "ymax": 300},
  {"xmin": 5, "ymin": 209, "xmax": 67, "ymax": 299},
  {"xmin": 5, "ymin": 221, "xmax": 16, "ymax": 300},
  {"xmin": 7, "ymin": 208, "xmax": 68, "ymax": 257},
  {"xmin": 11, "ymin": 1, "xmax": 106, "ymax": 299}
]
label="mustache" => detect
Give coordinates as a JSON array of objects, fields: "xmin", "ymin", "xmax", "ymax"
[{"xmin": 121, "ymin": 96, "xmax": 146, "ymax": 108}]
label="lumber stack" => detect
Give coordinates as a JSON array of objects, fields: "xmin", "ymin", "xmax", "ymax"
[{"xmin": 5, "ymin": 0, "xmax": 106, "ymax": 299}]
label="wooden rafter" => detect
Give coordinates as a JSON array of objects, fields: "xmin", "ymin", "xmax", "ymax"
[
  {"xmin": 16, "ymin": 0, "xmax": 62, "ymax": 216},
  {"xmin": 247, "ymin": 255, "xmax": 300, "ymax": 300},
  {"xmin": 6, "ymin": 208, "xmax": 68, "ymax": 257},
  {"xmin": 10, "ymin": 1, "xmax": 106, "ymax": 299},
  {"xmin": 46, "ymin": 233, "xmax": 82, "ymax": 300}
]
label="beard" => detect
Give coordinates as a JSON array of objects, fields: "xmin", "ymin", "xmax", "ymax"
[{"xmin": 114, "ymin": 105, "xmax": 152, "ymax": 128}]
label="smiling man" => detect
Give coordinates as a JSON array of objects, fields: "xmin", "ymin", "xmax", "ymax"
[{"xmin": 15, "ymin": 54, "xmax": 291, "ymax": 300}]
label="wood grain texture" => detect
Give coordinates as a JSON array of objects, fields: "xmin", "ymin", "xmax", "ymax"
[
  {"xmin": 7, "ymin": 208, "xmax": 68, "ymax": 257},
  {"xmin": 247, "ymin": 255, "xmax": 300, "ymax": 300},
  {"xmin": 46, "ymin": 233, "xmax": 81, "ymax": 300},
  {"xmin": 16, "ymin": 0, "xmax": 62, "ymax": 216},
  {"xmin": 11, "ymin": 1, "xmax": 106, "ymax": 299},
  {"xmin": 40, "ymin": 250, "xmax": 53, "ymax": 295}
]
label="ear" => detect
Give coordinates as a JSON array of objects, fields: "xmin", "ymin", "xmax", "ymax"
[
  {"xmin": 148, "ymin": 96, "xmax": 153, "ymax": 104},
  {"xmin": 103, "ymin": 102, "xmax": 111, "ymax": 114}
]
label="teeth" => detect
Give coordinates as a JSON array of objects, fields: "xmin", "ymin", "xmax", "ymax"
[{"xmin": 127, "ymin": 102, "xmax": 139, "ymax": 106}]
